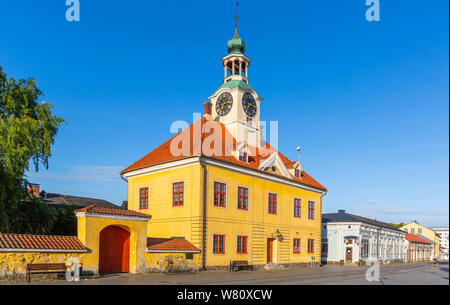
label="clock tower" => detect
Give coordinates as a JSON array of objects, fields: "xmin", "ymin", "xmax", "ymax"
[{"xmin": 208, "ymin": 27, "xmax": 263, "ymax": 149}]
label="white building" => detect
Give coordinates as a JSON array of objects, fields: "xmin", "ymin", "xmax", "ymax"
[
  {"xmin": 322, "ymin": 210, "xmax": 407, "ymax": 264},
  {"xmin": 433, "ymin": 227, "xmax": 449, "ymax": 260}
]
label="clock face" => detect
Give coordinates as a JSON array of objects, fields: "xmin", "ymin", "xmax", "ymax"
[
  {"xmin": 242, "ymin": 92, "xmax": 257, "ymax": 118},
  {"xmin": 216, "ymin": 92, "xmax": 233, "ymax": 116}
]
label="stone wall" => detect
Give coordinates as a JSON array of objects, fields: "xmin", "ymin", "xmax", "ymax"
[
  {"xmin": 145, "ymin": 252, "xmax": 200, "ymax": 273},
  {"xmin": 0, "ymin": 251, "xmax": 89, "ymax": 277}
]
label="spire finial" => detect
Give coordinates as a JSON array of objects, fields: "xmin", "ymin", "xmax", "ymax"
[{"xmin": 235, "ymin": 0, "xmax": 239, "ymax": 30}]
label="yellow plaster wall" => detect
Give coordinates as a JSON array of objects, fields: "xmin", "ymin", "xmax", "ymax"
[
  {"xmin": 127, "ymin": 163, "xmax": 203, "ymax": 247},
  {"xmin": 76, "ymin": 214, "xmax": 149, "ymax": 273},
  {"xmin": 145, "ymin": 252, "xmax": 201, "ymax": 272},
  {"xmin": 127, "ymin": 161, "xmax": 323, "ymax": 268},
  {"xmin": 204, "ymin": 165, "xmax": 322, "ymax": 267},
  {"xmin": 0, "ymin": 252, "xmax": 89, "ymax": 277}
]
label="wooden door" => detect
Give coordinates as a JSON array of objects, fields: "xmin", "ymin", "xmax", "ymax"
[
  {"xmin": 345, "ymin": 247, "xmax": 353, "ymax": 262},
  {"xmin": 99, "ymin": 226, "xmax": 130, "ymax": 274},
  {"xmin": 267, "ymin": 239, "xmax": 274, "ymax": 263}
]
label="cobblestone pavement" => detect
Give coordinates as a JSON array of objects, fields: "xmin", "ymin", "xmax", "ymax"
[{"xmin": 9, "ymin": 262, "xmax": 450, "ymax": 285}]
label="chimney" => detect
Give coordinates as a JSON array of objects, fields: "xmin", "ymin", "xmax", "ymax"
[
  {"xmin": 28, "ymin": 184, "xmax": 40, "ymax": 197},
  {"xmin": 203, "ymin": 101, "xmax": 212, "ymax": 116},
  {"xmin": 338, "ymin": 209, "xmax": 345, "ymax": 214}
]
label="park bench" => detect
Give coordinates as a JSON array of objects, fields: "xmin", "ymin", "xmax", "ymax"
[
  {"xmin": 229, "ymin": 260, "xmax": 254, "ymax": 272},
  {"xmin": 26, "ymin": 263, "xmax": 67, "ymax": 283}
]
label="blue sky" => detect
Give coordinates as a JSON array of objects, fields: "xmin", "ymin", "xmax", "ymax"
[{"xmin": 1, "ymin": 1, "xmax": 448, "ymax": 227}]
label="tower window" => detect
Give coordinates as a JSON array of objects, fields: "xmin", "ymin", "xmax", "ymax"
[{"xmin": 239, "ymin": 151, "xmax": 248, "ymax": 162}]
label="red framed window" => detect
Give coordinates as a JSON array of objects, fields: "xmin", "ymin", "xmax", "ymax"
[
  {"xmin": 237, "ymin": 186, "xmax": 248, "ymax": 210},
  {"xmin": 213, "ymin": 234, "xmax": 225, "ymax": 254},
  {"xmin": 295, "ymin": 169, "xmax": 301, "ymax": 178},
  {"xmin": 307, "ymin": 239, "xmax": 314, "ymax": 253},
  {"xmin": 172, "ymin": 182, "xmax": 184, "ymax": 207},
  {"xmin": 268, "ymin": 193, "xmax": 277, "ymax": 214},
  {"xmin": 237, "ymin": 236, "xmax": 248, "ymax": 254},
  {"xmin": 139, "ymin": 187, "xmax": 149, "ymax": 210},
  {"xmin": 308, "ymin": 201, "xmax": 315, "ymax": 219},
  {"xmin": 293, "ymin": 238, "xmax": 301, "ymax": 253},
  {"xmin": 214, "ymin": 182, "xmax": 226, "ymax": 207},
  {"xmin": 294, "ymin": 198, "xmax": 301, "ymax": 217},
  {"xmin": 239, "ymin": 152, "xmax": 248, "ymax": 162}
]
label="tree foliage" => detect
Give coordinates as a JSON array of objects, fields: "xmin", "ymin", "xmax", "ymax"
[
  {"xmin": 388, "ymin": 222, "xmax": 405, "ymax": 229},
  {"xmin": 0, "ymin": 66, "xmax": 65, "ymax": 233}
]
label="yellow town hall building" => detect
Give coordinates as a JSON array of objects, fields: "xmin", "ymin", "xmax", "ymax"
[{"xmin": 120, "ymin": 28, "xmax": 327, "ymax": 269}]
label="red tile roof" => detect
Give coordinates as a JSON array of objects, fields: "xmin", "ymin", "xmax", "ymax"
[
  {"xmin": 121, "ymin": 117, "xmax": 326, "ymax": 191},
  {"xmin": 147, "ymin": 237, "xmax": 200, "ymax": 252},
  {"xmin": 75, "ymin": 204, "xmax": 151, "ymax": 219},
  {"xmin": 406, "ymin": 233, "xmax": 431, "ymax": 244},
  {"xmin": 0, "ymin": 233, "xmax": 86, "ymax": 251}
]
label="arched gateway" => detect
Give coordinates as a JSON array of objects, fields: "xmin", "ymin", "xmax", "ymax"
[{"xmin": 99, "ymin": 226, "xmax": 130, "ymax": 274}]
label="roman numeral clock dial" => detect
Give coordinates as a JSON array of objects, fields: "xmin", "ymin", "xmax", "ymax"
[
  {"xmin": 216, "ymin": 92, "xmax": 233, "ymax": 116},
  {"xmin": 242, "ymin": 92, "xmax": 257, "ymax": 118}
]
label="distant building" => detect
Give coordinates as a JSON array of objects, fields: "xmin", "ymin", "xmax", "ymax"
[
  {"xmin": 322, "ymin": 210, "xmax": 407, "ymax": 264},
  {"xmin": 28, "ymin": 183, "xmax": 117, "ymax": 209},
  {"xmin": 433, "ymin": 227, "xmax": 449, "ymax": 260},
  {"xmin": 400, "ymin": 221, "xmax": 440, "ymax": 259},
  {"xmin": 405, "ymin": 234, "xmax": 432, "ymax": 262}
]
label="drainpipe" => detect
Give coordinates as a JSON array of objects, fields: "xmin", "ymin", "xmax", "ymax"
[
  {"xmin": 319, "ymin": 190, "xmax": 327, "ymax": 265},
  {"xmin": 201, "ymin": 160, "xmax": 208, "ymax": 270}
]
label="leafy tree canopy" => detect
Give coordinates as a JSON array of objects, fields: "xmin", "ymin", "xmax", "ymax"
[
  {"xmin": 0, "ymin": 66, "xmax": 65, "ymax": 233},
  {"xmin": 0, "ymin": 66, "xmax": 64, "ymax": 177}
]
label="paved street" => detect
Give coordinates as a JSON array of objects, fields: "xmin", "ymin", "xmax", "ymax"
[{"xmin": 29, "ymin": 262, "xmax": 449, "ymax": 285}]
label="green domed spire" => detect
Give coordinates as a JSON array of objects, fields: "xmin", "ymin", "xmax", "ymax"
[{"xmin": 227, "ymin": 27, "xmax": 246, "ymax": 55}]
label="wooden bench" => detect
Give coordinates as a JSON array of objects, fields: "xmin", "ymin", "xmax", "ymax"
[
  {"xmin": 26, "ymin": 263, "xmax": 67, "ymax": 283},
  {"xmin": 229, "ymin": 260, "xmax": 254, "ymax": 272}
]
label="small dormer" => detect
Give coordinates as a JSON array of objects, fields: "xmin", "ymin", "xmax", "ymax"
[
  {"xmin": 288, "ymin": 161, "xmax": 303, "ymax": 179},
  {"xmin": 258, "ymin": 153, "xmax": 291, "ymax": 178}
]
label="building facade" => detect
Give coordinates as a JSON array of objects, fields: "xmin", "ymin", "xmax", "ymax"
[
  {"xmin": 405, "ymin": 234, "xmax": 432, "ymax": 262},
  {"xmin": 433, "ymin": 227, "xmax": 449, "ymax": 260},
  {"xmin": 121, "ymin": 28, "xmax": 327, "ymax": 269},
  {"xmin": 400, "ymin": 221, "xmax": 440, "ymax": 259},
  {"xmin": 321, "ymin": 210, "xmax": 407, "ymax": 264}
]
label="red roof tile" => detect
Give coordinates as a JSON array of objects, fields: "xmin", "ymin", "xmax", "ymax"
[
  {"xmin": 406, "ymin": 233, "xmax": 431, "ymax": 244},
  {"xmin": 121, "ymin": 117, "xmax": 326, "ymax": 191},
  {"xmin": 75, "ymin": 204, "xmax": 151, "ymax": 219},
  {"xmin": 147, "ymin": 237, "xmax": 200, "ymax": 252},
  {"xmin": 0, "ymin": 233, "xmax": 86, "ymax": 251}
]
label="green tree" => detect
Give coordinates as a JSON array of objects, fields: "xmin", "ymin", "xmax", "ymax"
[
  {"xmin": 51, "ymin": 205, "xmax": 78, "ymax": 236},
  {"xmin": 388, "ymin": 222, "xmax": 405, "ymax": 229},
  {"xmin": 0, "ymin": 66, "xmax": 64, "ymax": 233}
]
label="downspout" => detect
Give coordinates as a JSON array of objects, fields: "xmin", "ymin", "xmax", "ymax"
[
  {"xmin": 319, "ymin": 190, "xmax": 327, "ymax": 266},
  {"xmin": 201, "ymin": 159, "xmax": 208, "ymax": 270}
]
